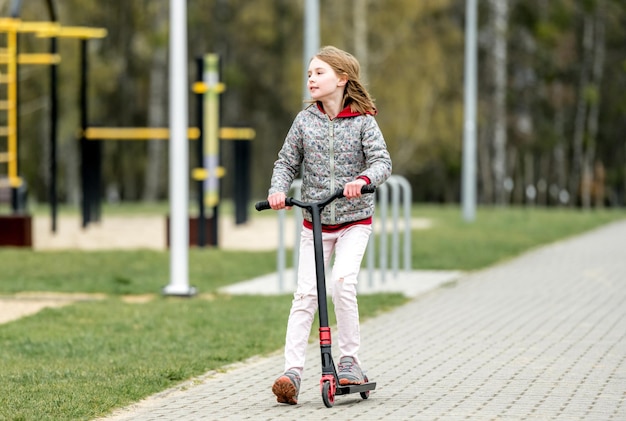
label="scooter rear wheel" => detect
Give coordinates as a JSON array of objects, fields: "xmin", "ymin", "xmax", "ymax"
[
  {"xmin": 322, "ymin": 380, "xmax": 334, "ymax": 408},
  {"xmin": 360, "ymin": 375, "xmax": 370, "ymax": 399}
]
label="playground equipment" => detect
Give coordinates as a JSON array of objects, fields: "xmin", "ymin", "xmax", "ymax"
[
  {"xmin": 0, "ymin": 7, "xmax": 106, "ymax": 246},
  {"xmin": 81, "ymin": 53, "xmax": 255, "ymax": 247},
  {"xmin": 0, "ymin": 8, "xmax": 254, "ymax": 249}
]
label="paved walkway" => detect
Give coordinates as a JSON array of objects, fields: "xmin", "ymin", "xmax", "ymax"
[
  {"xmin": 218, "ymin": 268, "xmax": 464, "ymax": 298},
  {"xmin": 101, "ymin": 220, "xmax": 626, "ymax": 420}
]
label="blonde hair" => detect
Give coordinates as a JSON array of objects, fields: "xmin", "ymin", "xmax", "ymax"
[{"xmin": 309, "ymin": 45, "xmax": 376, "ymax": 115}]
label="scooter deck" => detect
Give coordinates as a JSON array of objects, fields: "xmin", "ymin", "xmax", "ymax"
[{"xmin": 335, "ymin": 381, "xmax": 377, "ymax": 396}]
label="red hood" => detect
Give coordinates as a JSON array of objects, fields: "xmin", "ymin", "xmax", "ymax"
[{"xmin": 316, "ymin": 102, "xmax": 377, "ymax": 117}]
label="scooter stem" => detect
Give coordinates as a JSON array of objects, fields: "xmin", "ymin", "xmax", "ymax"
[
  {"xmin": 309, "ymin": 203, "xmax": 338, "ymax": 381},
  {"xmin": 310, "ymin": 203, "xmax": 331, "ymax": 329}
]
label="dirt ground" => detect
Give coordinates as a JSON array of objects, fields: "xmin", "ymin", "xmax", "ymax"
[
  {"xmin": 0, "ymin": 292, "xmax": 108, "ymax": 324},
  {"xmin": 32, "ymin": 214, "xmax": 295, "ymax": 251}
]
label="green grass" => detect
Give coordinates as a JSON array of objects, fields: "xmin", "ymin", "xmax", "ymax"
[
  {"xmin": 408, "ymin": 205, "xmax": 625, "ymax": 270},
  {"xmin": 0, "ymin": 204, "xmax": 624, "ymax": 420},
  {"xmin": 0, "ymin": 249, "xmax": 281, "ymax": 295}
]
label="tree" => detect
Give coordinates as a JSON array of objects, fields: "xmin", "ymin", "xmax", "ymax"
[
  {"xmin": 489, "ymin": 0, "xmax": 509, "ymax": 205},
  {"xmin": 142, "ymin": 0, "xmax": 168, "ymax": 202},
  {"xmin": 4, "ymin": 0, "xmax": 626, "ymax": 208}
]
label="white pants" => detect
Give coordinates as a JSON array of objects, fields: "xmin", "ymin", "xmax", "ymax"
[{"xmin": 283, "ymin": 223, "xmax": 372, "ymax": 376}]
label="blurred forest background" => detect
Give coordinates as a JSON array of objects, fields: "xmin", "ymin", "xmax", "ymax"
[{"xmin": 1, "ymin": 0, "xmax": 625, "ymax": 209}]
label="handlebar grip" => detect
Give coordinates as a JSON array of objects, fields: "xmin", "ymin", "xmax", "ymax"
[
  {"xmin": 255, "ymin": 200, "xmax": 271, "ymax": 211},
  {"xmin": 361, "ymin": 184, "xmax": 377, "ymax": 194}
]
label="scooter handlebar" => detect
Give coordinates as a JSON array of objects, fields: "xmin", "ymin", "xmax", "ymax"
[
  {"xmin": 255, "ymin": 184, "xmax": 376, "ymax": 212},
  {"xmin": 255, "ymin": 200, "xmax": 272, "ymax": 211}
]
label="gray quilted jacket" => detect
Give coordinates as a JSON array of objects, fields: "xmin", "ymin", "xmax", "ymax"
[{"xmin": 269, "ymin": 103, "xmax": 392, "ymax": 225}]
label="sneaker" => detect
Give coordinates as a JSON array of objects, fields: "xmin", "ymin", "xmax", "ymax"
[
  {"xmin": 272, "ymin": 370, "xmax": 301, "ymax": 405},
  {"xmin": 338, "ymin": 356, "xmax": 364, "ymax": 385}
]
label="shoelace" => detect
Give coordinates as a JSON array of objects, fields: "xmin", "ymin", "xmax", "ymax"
[
  {"xmin": 338, "ymin": 360, "xmax": 354, "ymax": 373},
  {"xmin": 285, "ymin": 371, "xmax": 301, "ymax": 383}
]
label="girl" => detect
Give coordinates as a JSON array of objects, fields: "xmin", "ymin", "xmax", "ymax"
[{"xmin": 267, "ymin": 45, "xmax": 392, "ymax": 405}]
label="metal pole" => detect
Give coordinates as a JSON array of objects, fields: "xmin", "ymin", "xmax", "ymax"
[
  {"xmin": 367, "ymin": 219, "xmax": 375, "ymax": 287},
  {"xmin": 388, "ymin": 176, "xmax": 400, "ymax": 278},
  {"xmin": 303, "ymin": 0, "xmax": 319, "ymax": 101},
  {"xmin": 196, "ymin": 57, "xmax": 206, "ymax": 247},
  {"xmin": 203, "ymin": 54, "xmax": 220, "ymax": 246},
  {"xmin": 462, "ymin": 0, "xmax": 477, "ymax": 222},
  {"xmin": 163, "ymin": 0, "xmax": 195, "ymax": 296},
  {"xmin": 291, "ymin": 178, "xmax": 302, "ymax": 287},
  {"xmin": 10, "ymin": 28, "xmax": 19, "ymax": 212},
  {"xmin": 79, "ymin": 39, "xmax": 89, "ymax": 228},
  {"xmin": 49, "ymin": 35, "xmax": 58, "ymax": 232},
  {"xmin": 396, "ymin": 175, "xmax": 412, "ymax": 272},
  {"xmin": 378, "ymin": 182, "xmax": 388, "ymax": 283},
  {"xmin": 278, "ymin": 209, "xmax": 285, "ymax": 292}
]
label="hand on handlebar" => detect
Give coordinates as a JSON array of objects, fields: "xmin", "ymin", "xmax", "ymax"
[
  {"xmin": 343, "ymin": 179, "xmax": 368, "ymax": 199},
  {"xmin": 268, "ymin": 191, "xmax": 292, "ymax": 210},
  {"xmin": 257, "ymin": 184, "xmax": 375, "ymax": 212}
]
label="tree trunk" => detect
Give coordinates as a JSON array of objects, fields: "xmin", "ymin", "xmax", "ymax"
[
  {"xmin": 489, "ymin": 0, "xmax": 508, "ymax": 205},
  {"xmin": 570, "ymin": 14, "xmax": 593, "ymax": 206},
  {"xmin": 353, "ymin": 0, "xmax": 368, "ymax": 82},
  {"xmin": 524, "ymin": 151, "xmax": 535, "ymax": 206},
  {"xmin": 478, "ymin": 116, "xmax": 493, "ymax": 204},
  {"xmin": 143, "ymin": 2, "xmax": 168, "ymax": 202},
  {"xmin": 507, "ymin": 146, "xmax": 518, "ymax": 204},
  {"xmin": 552, "ymin": 82, "xmax": 568, "ymax": 206},
  {"xmin": 63, "ymin": 134, "xmax": 80, "ymax": 206},
  {"xmin": 512, "ymin": 154, "xmax": 524, "ymax": 204},
  {"xmin": 581, "ymin": 2, "xmax": 606, "ymax": 209},
  {"xmin": 538, "ymin": 153, "xmax": 550, "ymax": 206}
]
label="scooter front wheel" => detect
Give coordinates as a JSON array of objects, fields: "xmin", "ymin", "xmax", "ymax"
[{"xmin": 322, "ymin": 380, "xmax": 334, "ymax": 408}]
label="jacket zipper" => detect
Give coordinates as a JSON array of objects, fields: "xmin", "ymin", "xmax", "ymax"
[{"xmin": 328, "ymin": 117, "xmax": 336, "ymax": 224}]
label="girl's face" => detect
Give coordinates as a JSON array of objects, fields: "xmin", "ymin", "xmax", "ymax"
[{"xmin": 307, "ymin": 57, "xmax": 346, "ymax": 102}]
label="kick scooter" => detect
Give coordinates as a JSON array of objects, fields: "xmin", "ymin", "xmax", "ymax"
[{"xmin": 255, "ymin": 185, "xmax": 377, "ymax": 408}]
